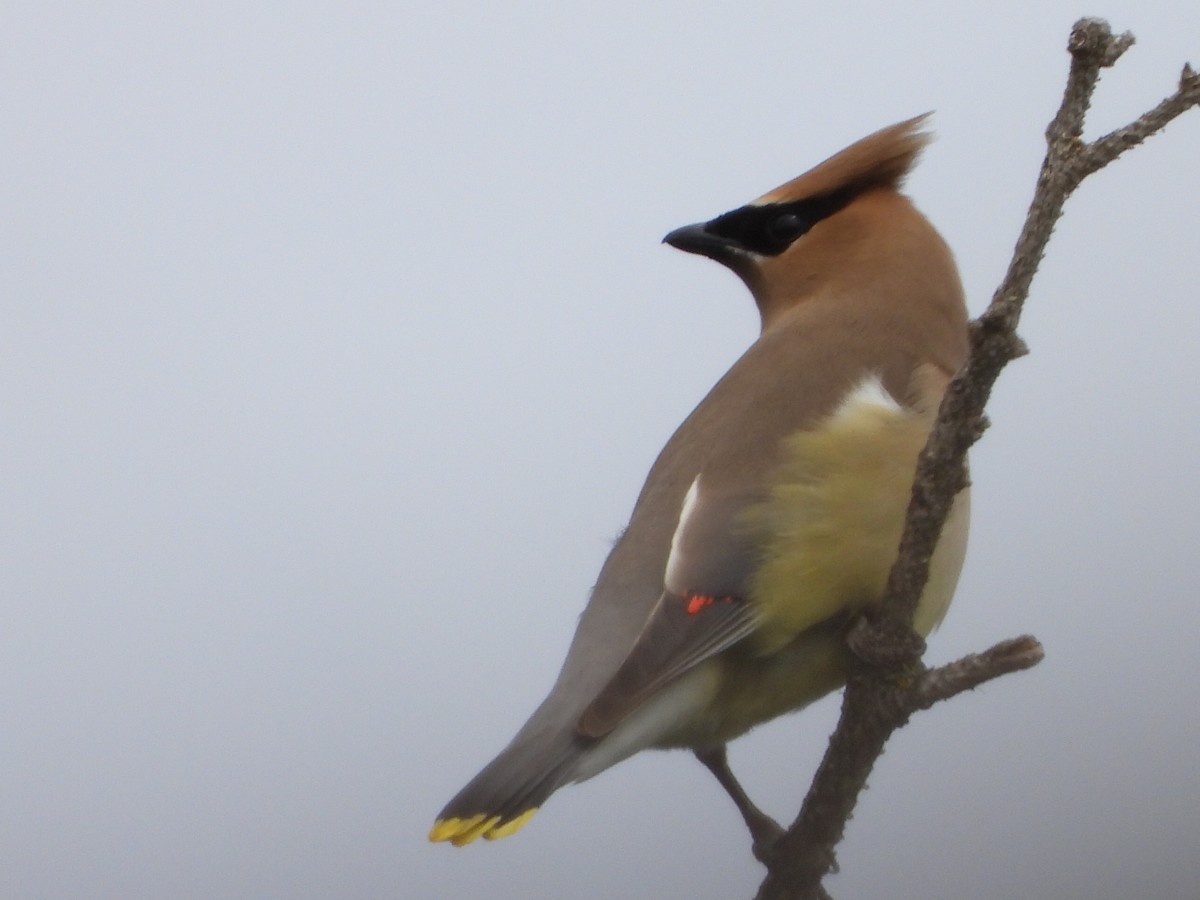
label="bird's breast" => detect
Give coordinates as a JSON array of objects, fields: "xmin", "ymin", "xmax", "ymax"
[{"xmin": 742, "ymin": 376, "xmax": 969, "ymax": 654}]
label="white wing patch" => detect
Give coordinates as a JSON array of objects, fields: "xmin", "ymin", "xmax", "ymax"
[
  {"xmin": 663, "ymin": 475, "xmax": 702, "ymax": 594},
  {"xmin": 832, "ymin": 373, "xmax": 902, "ymax": 421}
]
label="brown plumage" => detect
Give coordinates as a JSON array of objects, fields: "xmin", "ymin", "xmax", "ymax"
[{"xmin": 430, "ymin": 115, "xmax": 969, "ymax": 848}]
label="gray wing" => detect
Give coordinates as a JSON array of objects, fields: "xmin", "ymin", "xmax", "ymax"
[{"xmin": 577, "ymin": 474, "xmax": 762, "ymax": 738}]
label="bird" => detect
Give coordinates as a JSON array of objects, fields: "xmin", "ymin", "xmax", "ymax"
[{"xmin": 429, "ymin": 114, "xmax": 970, "ymax": 851}]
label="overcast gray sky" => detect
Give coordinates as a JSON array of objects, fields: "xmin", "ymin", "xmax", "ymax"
[{"xmin": 4, "ymin": 2, "xmax": 1198, "ymax": 898}]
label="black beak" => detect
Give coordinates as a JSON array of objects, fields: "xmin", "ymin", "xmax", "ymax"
[{"xmin": 663, "ymin": 222, "xmax": 750, "ymax": 271}]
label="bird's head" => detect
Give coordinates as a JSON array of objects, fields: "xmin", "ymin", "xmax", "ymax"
[{"xmin": 665, "ymin": 115, "xmax": 958, "ymax": 333}]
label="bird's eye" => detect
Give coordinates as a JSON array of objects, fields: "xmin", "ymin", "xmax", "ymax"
[{"xmin": 766, "ymin": 212, "xmax": 808, "ymax": 245}]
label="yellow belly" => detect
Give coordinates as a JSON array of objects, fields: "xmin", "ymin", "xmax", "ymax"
[
  {"xmin": 660, "ymin": 382, "xmax": 969, "ymax": 748},
  {"xmin": 747, "ymin": 382, "xmax": 967, "ymax": 650}
]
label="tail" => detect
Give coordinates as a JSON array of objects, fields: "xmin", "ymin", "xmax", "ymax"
[
  {"xmin": 430, "ymin": 529, "xmax": 676, "ymax": 846},
  {"xmin": 429, "ymin": 732, "xmax": 587, "ymax": 846}
]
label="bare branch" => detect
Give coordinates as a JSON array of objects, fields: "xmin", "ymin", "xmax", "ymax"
[
  {"xmin": 1080, "ymin": 64, "xmax": 1200, "ymax": 176},
  {"xmin": 1053, "ymin": 19, "xmax": 1134, "ymax": 148},
  {"xmin": 753, "ymin": 18, "xmax": 1198, "ymax": 900},
  {"xmin": 914, "ymin": 636, "xmax": 1046, "ymax": 710}
]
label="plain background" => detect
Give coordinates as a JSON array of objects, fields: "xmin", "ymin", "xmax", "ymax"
[{"xmin": 4, "ymin": 2, "xmax": 1198, "ymax": 898}]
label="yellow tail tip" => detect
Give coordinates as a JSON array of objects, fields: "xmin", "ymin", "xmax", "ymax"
[
  {"xmin": 483, "ymin": 807, "xmax": 538, "ymax": 840},
  {"xmin": 428, "ymin": 816, "xmax": 476, "ymax": 843},
  {"xmin": 428, "ymin": 808, "xmax": 539, "ymax": 845},
  {"xmin": 450, "ymin": 815, "xmax": 501, "ymax": 846}
]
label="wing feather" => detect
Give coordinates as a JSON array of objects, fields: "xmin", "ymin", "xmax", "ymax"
[{"xmin": 576, "ymin": 590, "xmax": 756, "ymax": 739}]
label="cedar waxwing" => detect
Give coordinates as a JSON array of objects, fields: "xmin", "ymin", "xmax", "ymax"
[{"xmin": 430, "ymin": 115, "xmax": 969, "ymax": 848}]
